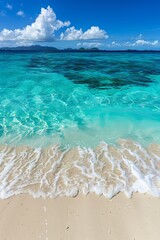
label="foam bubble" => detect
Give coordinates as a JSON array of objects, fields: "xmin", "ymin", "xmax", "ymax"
[{"xmin": 0, "ymin": 140, "xmax": 160, "ymax": 199}]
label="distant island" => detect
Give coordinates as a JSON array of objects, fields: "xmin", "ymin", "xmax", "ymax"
[{"xmin": 0, "ymin": 45, "xmax": 160, "ymax": 52}]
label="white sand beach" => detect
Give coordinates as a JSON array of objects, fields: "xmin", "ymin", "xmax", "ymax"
[{"xmin": 0, "ymin": 193, "xmax": 160, "ymax": 240}]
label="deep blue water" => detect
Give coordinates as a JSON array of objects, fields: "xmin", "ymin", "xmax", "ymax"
[{"xmin": 0, "ymin": 52, "xmax": 160, "ymax": 147}]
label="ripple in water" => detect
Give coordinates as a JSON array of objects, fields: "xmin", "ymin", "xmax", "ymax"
[{"xmin": 0, "ymin": 52, "xmax": 160, "ymax": 198}]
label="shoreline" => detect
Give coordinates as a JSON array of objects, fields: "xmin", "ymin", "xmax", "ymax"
[
  {"xmin": 0, "ymin": 193, "xmax": 160, "ymax": 240},
  {"xmin": 0, "ymin": 140, "xmax": 160, "ymax": 199}
]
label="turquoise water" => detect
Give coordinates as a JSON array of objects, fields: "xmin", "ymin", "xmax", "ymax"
[
  {"xmin": 0, "ymin": 52, "xmax": 160, "ymax": 147},
  {"xmin": 1, "ymin": 52, "xmax": 160, "ymax": 199}
]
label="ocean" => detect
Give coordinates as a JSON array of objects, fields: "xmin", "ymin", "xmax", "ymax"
[{"xmin": 0, "ymin": 51, "xmax": 160, "ymax": 199}]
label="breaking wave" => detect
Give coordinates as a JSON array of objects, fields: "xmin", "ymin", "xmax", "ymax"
[{"xmin": 0, "ymin": 139, "xmax": 160, "ymax": 199}]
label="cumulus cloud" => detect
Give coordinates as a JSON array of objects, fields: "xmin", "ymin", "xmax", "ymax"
[
  {"xmin": 0, "ymin": 6, "xmax": 70, "ymax": 42},
  {"xmin": 17, "ymin": 10, "xmax": 25, "ymax": 17},
  {"xmin": 133, "ymin": 39, "xmax": 159, "ymax": 46},
  {"xmin": 106, "ymin": 41, "xmax": 121, "ymax": 48},
  {"xmin": 0, "ymin": 6, "xmax": 108, "ymax": 46},
  {"xmin": 60, "ymin": 26, "xmax": 108, "ymax": 40},
  {"xmin": 111, "ymin": 41, "xmax": 121, "ymax": 47},
  {"xmin": 105, "ymin": 39, "xmax": 160, "ymax": 49},
  {"xmin": 6, "ymin": 4, "xmax": 12, "ymax": 10},
  {"xmin": 125, "ymin": 39, "xmax": 159, "ymax": 47},
  {"xmin": 77, "ymin": 42, "xmax": 104, "ymax": 48}
]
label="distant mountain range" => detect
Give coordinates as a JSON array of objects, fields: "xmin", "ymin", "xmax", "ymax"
[
  {"xmin": 0, "ymin": 45, "xmax": 160, "ymax": 52},
  {"xmin": 0, "ymin": 45, "xmax": 59, "ymax": 51}
]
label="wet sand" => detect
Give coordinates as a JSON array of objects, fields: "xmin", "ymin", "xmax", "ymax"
[
  {"xmin": 1, "ymin": 140, "xmax": 160, "ymax": 199},
  {"xmin": 0, "ymin": 193, "xmax": 160, "ymax": 240}
]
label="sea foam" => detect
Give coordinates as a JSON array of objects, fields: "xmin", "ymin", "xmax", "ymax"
[{"xmin": 0, "ymin": 139, "xmax": 160, "ymax": 199}]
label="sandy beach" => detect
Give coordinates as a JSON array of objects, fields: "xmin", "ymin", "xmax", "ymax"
[
  {"xmin": 0, "ymin": 1, "xmax": 160, "ymax": 239},
  {"xmin": 0, "ymin": 193, "xmax": 160, "ymax": 240}
]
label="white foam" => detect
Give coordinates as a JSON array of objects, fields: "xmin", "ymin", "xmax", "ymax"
[{"xmin": 0, "ymin": 140, "xmax": 160, "ymax": 199}]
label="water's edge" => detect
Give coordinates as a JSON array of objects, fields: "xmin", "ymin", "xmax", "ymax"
[{"xmin": 0, "ymin": 139, "xmax": 160, "ymax": 199}]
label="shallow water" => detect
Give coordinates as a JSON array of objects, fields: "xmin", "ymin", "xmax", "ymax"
[
  {"xmin": 0, "ymin": 140, "xmax": 160, "ymax": 199},
  {"xmin": 0, "ymin": 52, "xmax": 160, "ymax": 198}
]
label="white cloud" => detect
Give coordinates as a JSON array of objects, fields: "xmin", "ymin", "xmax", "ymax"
[
  {"xmin": 131, "ymin": 34, "xmax": 143, "ymax": 40},
  {"xmin": 111, "ymin": 41, "xmax": 121, "ymax": 47},
  {"xmin": 0, "ymin": 6, "xmax": 108, "ymax": 47},
  {"xmin": 60, "ymin": 27, "xmax": 83, "ymax": 40},
  {"xmin": 0, "ymin": 6, "xmax": 70, "ymax": 43},
  {"xmin": 77, "ymin": 42, "xmax": 104, "ymax": 48},
  {"xmin": 125, "ymin": 39, "xmax": 159, "ymax": 47},
  {"xmin": 134, "ymin": 39, "xmax": 159, "ymax": 46},
  {"xmin": 15, "ymin": 41, "xmax": 33, "ymax": 46},
  {"xmin": 6, "ymin": 4, "xmax": 12, "ymax": 10},
  {"xmin": 105, "ymin": 39, "xmax": 160, "ymax": 49},
  {"xmin": 60, "ymin": 26, "xmax": 108, "ymax": 40},
  {"xmin": 17, "ymin": 10, "xmax": 24, "ymax": 17},
  {"xmin": 82, "ymin": 26, "xmax": 108, "ymax": 39},
  {"xmin": 137, "ymin": 34, "xmax": 143, "ymax": 40},
  {"xmin": 106, "ymin": 41, "xmax": 121, "ymax": 48}
]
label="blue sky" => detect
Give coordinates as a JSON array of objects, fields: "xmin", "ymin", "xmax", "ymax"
[{"xmin": 0, "ymin": 0, "xmax": 160, "ymax": 49}]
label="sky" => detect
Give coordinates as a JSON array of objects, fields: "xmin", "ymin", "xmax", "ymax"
[{"xmin": 0, "ymin": 0, "xmax": 160, "ymax": 49}]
